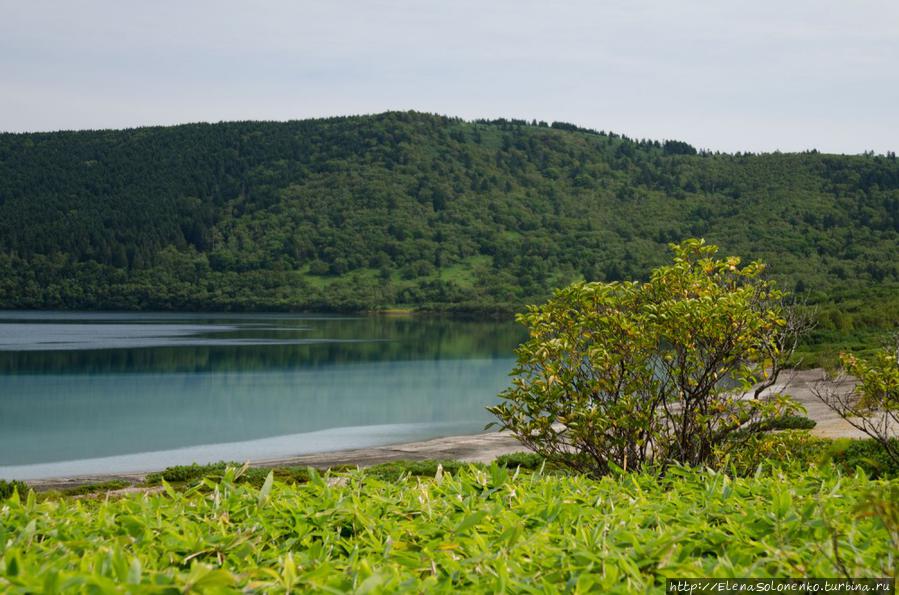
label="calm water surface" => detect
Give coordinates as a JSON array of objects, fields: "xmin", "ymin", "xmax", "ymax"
[{"xmin": 0, "ymin": 312, "xmax": 524, "ymax": 479}]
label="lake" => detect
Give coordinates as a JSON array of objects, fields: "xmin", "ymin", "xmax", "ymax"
[{"xmin": 0, "ymin": 312, "xmax": 524, "ymax": 479}]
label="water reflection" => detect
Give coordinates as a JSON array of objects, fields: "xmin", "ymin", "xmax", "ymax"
[
  {"xmin": 0, "ymin": 312, "xmax": 524, "ymax": 477},
  {"xmin": 0, "ymin": 313, "xmax": 521, "ymax": 373}
]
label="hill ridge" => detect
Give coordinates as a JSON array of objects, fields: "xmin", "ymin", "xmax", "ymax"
[{"xmin": 0, "ymin": 111, "xmax": 896, "ymax": 320}]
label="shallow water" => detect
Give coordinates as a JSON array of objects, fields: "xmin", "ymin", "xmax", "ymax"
[{"xmin": 0, "ymin": 312, "xmax": 524, "ymax": 479}]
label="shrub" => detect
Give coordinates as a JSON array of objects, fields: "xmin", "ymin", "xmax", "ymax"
[
  {"xmin": 733, "ymin": 414, "xmax": 817, "ymax": 436},
  {"xmin": 724, "ymin": 433, "xmax": 899, "ymax": 479},
  {"xmin": 144, "ymin": 461, "xmax": 322, "ymax": 487},
  {"xmin": 246, "ymin": 466, "xmax": 312, "ymax": 487},
  {"xmin": 722, "ymin": 430, "xmax": 829, "ymax": 475},
  {"xmin": 813, "ymin": 337, "xmax": 899, "ymax": 466},
  {"xmin": 828, "ymin": 438, "xmax": 899, "ymax": 478},
  {"xmin": 307, "ymin": 259, "xmax": 330, "ymax": 276},
  {"xmin": 0, "ymin": 479, "xmax": 28, "ymax": 500},
  {"xmin": 144, "ymin": 462, "xmax": 234, "ymax": 484},
  {"xmin": 766, "ymin": 414, "xmax": 817, "ymax": 430},
  {"xmin": 489, "ymin": 239, "xmax": 808, "ymax": 477},
  {"xmin": 494, "ymin": 452, "xmax": 546, "ymax": 470},
  {"xmin": 364, "ymin": 460, "xmax": 469, "ymax": 481},
  {"xmin": 61, "ymin": 480, "xmax": 130, "ymax": 496}
]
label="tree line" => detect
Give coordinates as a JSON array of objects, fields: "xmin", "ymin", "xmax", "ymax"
[{"xmin": 0, "ymin": 111, "xmax": 896, "ymax": 337}]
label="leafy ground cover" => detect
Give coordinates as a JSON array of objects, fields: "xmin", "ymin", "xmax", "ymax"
[{"xmin": 2, "ymin": 463, "xmax": 896, "ymax": 593}]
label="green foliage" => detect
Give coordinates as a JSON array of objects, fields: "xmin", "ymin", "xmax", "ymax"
[
  {"xmin": 1, "ymin": 465, "xmax": 893, "ymax": 591},
  {"xmin": 144, "ymin": 462, "xmax": 233, "ymax": 485},
  {"xmin": 722, "ymin": 432, "xmax": 899, "ymax": 479},
  {"xmin": 760, "ymin": 414, "xmax": 817, "ymax": 431},
  {"xmin": 145, "ymin": 460, "xmax": 488, "ymax": 487},
  {"xmin": 490, "ymin": 240, "xmax": 803, "ymax": 476},
  {"xmin": 843, "ymin": 341, "xmax": 899, "ymax": 413},
  {"xmin": 363, "ymin": 460, "xmax": 469, "ymax": 481},
  {"xmin": 828, "ymin": 438, "xmax": 899, "ymax": 479},
  {"xmin": 493, "ymin": 451, "xmax": 547, "ymax": 470},
  {"xmin": 60, "ymin": 480, "xmax": 130, "ymax": 497},
  {"xmin": 814, "ymin": 338, "xmax": 899, "ymax": 465},
  {"xmin": 854, "ymin": 482, "xmax": 899, "ymax": 553},
  {"xmin": 144, "ymin": 462, "xmax": 315, "ymax": 488},
  {"xmin": 728, "ymin": 414, "xmax": 817, "ymax": 442},
  {"xmin": 792, "ymin": 286, "xmax": 899, "ymax": 368},
  {"xmin": 0, "ymin": 480, "xmax": 28, "ymax": 501},
  {"xmin": 0, "ymin": 112, "xmax": 896, "ymax": 325},
  {"xmin": 722, "ymin": 431, "xmax": 832, "ymax": 476}
]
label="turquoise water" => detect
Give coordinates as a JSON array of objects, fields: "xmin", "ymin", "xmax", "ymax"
[{"xmin": 0, "ymin": 312, "xmax": 523, "ymax": 479}]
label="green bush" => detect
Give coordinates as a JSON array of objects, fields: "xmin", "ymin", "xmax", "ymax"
[
  {"xmin": 144, "ymin": 462, "xmax": 235, "ymax": 485},
  {"xmin": 721, "ymin": 430, "xmax": 830, "ymax": 476},
  {"xmin": 61, "ymin": 480, "xmax": 130, "ymax": 496},
  {"xmin": 730, "ymin": 415, "xmax": 817, "ymax": 440},
  {"xmin": 364, "ymin": 460, "xmax": 470, "ymax": 481},
  {"xmin": 145, "ymin": 462, "xmax": 320, "ymax": 487},
  {"xmin": 766, "ymin": 414, "xmax": 817, "ymax": 431},
  {"xmin": 252, "ymin": 466, "xmax": 316, "ymax": 487},
  {"xmin": 494, "ymin": 452, "xmax": 546, "ymax": 470},
  {"xmin": 491, "ymin": 240, "xmax": 806, "ymax": 477},
  {"xmin": 814, "ymin": 340, "xmax": 899, "ymax": 467},
  {"xmin": 723, "ymin": 432, "xmax": 899, "ymax": 479},
  {"xmin": 0, "ymin": 479, "xmax": 28, "ymax": 500},
  {"xmin": 828, "ymin": 438, "xmax": 899, "ymax": 478}
]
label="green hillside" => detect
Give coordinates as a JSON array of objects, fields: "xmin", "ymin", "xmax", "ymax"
[{"xmin": 1, "ymin": 112, "xmax": 897, "ymax": 333}]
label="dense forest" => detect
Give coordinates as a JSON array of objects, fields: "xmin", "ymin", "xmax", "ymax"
[{"xmin": 0, "ymin": 111, "xmax": 896, "ymax": 353}]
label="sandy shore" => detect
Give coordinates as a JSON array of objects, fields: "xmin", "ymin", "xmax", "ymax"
[
  {"xmin": 756, "ymin": 368, "xmax": 865, "ymax": 439},
  {"xmin": 27, "ymin": 432, "xmax": 526, "ymax": 492},
  {"xmin": 25, "ymin": 368, "xmax": 868, "ymax": 491}
]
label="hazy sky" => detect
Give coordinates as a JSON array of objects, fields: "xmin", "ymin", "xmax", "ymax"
[{"xmin": 2, "ymin": 0, "xmax": 897, "ymax": 153}]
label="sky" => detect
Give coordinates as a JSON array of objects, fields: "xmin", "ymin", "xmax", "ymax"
[{"xmin": 1, "ymin": 0, "xmax": 897, "ymax": 154}]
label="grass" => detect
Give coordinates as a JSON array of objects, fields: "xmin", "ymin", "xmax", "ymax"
[
  {"xmin": 438, "ymin": 256, "xmax": 491, "ymax": 287},
  {"xmin": 1, "ymin": 464, "xmax": 895, "ymax": 592}
]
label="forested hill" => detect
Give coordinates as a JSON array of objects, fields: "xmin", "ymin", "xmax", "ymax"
[{"xmin": 1, "ymin": 111, "xmax": 897, "ymax": 316}]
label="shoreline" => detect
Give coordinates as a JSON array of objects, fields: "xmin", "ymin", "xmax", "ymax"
[
  {"xmin": 23, "ymin": 368, "xmax": 867, "ymax": 491},
  {"xmin": 25, "ymin": 431, "xmax": 527, "ymax": 492}
]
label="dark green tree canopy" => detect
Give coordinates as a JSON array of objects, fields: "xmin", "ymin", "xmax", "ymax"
[{"xmin": 0, "ymin": 111, "xmax": 897, "ymax": 313}]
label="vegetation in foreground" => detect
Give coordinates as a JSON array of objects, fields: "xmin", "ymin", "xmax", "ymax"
[{"xmin": 2, "ymin": 462, "xmax": 897, "ymax": 593}]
